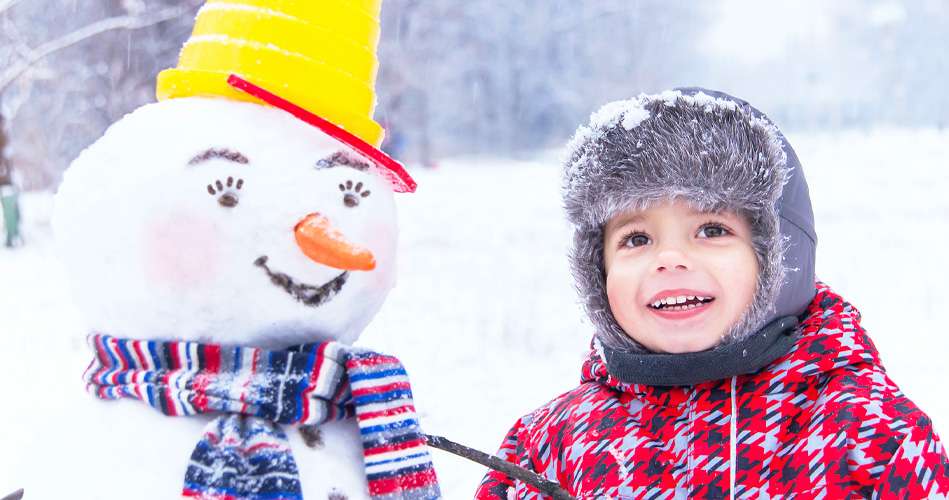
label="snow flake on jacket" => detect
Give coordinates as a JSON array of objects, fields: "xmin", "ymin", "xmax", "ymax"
[{"xmin": 475, "ymin": 284, "xmax": 949, "ymax": 500}]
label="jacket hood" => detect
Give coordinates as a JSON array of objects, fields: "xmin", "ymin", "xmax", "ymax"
[{"xmin": 581, "ymin": 284, "xmax": 880, "ymax": 393}]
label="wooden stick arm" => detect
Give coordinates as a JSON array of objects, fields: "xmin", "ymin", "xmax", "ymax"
[{"xmin": 424, "ymin": 434, "xmax": 578, "ymax": 500}]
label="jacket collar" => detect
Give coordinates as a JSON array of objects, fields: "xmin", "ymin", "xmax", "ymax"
[
  {"xmin": 600, "ymin": 316, "xmax": 799, "ymax": 387},
  {"xmin": 581, "ymin": 283, "xmax": 880, "ymax": 400}
]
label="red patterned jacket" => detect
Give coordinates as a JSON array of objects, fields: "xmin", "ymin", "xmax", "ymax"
[{"xmin": 476, "ymin": 285, "xmax": 949, "ymax": 499}]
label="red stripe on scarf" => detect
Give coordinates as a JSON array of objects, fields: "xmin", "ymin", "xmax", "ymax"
[
  {"xmin": 368, "ymin": 469, "xmax": 439, "ymax": 496},
  {"xmin": 300, "ymin": 343, "xmax": 331, "ymax": 423},
  {"xmin": 358, "ymin": 404, "xmax": 415, "ymax": 421},
  {"xmin": 94, "ymin": 336, "xmax": 116, "ymax": 385},
  {"xmin": 193, "ymin": 345, "xmax": 221, "ymax": 410},
  {"xmin": 237, "ymin": 349, "xmax": 259, "ymax": 414},
  {"xmin": 183, "ymin": 489, "xmax": 300, "ymax": 500},
  {"xmin": 171, "ymin": 341, "xmax": 183, "ymax": 368},
  {"xmin": 109, "ymin": 337, "xmax": 130, "ymax": 384},
  {"xmin": 352, "ymin": 380, "xmax": 411, "ymax": 397},
  {"xmin": 132, "ymin": 340, "xmax": 149, "ymax": 371},
  {"xmin": 347, "ymin": 355, "xmax": 400, "ymax": 368},
  {"xmin": 181, "ymin": 489, "xmax": 242, "ymax": 500},
  {"xmin": 246, "ymin": 441, "xmax": 286, "ymax": 453},
  {"xmin": 363, "ymin": 437, "xmax": 429, "ymax": 457}
]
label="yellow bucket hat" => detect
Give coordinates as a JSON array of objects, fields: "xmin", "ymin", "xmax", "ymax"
[{"xmin": 156, "ymin": 0, "xmax": 414, "ymax": 191}]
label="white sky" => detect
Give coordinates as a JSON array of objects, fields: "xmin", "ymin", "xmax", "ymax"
[{"xmin": 701, "ymin": 0, "xmax": 835, "ymax": 64}]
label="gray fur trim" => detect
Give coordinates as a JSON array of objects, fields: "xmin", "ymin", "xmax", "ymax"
[{"xmin": 563, "ymin": 90, "xmax": 792, "ymax": 353}]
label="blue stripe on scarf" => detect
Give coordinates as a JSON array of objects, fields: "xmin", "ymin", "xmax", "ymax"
[
  {"xmin": 349, "ymin": 367, "xmax": 406, "ymax": 381},
  {"xmin": 115, "ymin": 340, "xmax": 134, "ymax": 382},
  {"xmin": 290, "ymin": 349, "xmax": 319, "ymax": 423},
  {"xmin": 365, "ymin": 462, "xmax": 436, "ymax": 482},
  {"xmin": 360, "ymin": 430, "xmax": 422, "ymax": 450},
  {"xmin": 361, "ymin": 418, "xmax": 417, "ymax": 435},
  {"xmin": 367, "ymin": 451, "xmax": 432, "ymax": 469},
  {"xmin": 353, "ymin": 388, "xmax": 415, "ymax": 405}
]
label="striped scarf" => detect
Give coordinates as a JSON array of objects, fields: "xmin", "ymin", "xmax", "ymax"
[{"xmin": 84, "ymin": 334, "xmax": 441, "ymax": 500}]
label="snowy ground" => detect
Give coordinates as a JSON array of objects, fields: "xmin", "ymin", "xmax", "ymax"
[{"xmin": 2, "ymin": 127, "xmax": 948, "ymax": 498}]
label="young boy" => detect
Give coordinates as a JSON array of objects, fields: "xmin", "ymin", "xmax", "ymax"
[{"xmin": 475, "ymin": 88, "xmax": 949, "ymax": 500}]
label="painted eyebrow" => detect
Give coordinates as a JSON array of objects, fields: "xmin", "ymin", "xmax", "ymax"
[
  {"xmin": 188, "ymin": 148, "xmax": 250, "ymax": 166},
  {"xmin": 315, "ymin": 151, "xmax": 370, "ymax": 172}
]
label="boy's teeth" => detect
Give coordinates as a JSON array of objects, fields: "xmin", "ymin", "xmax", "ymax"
[{"xmin": 650, "ymin": 295, "xmax": 713, "ymax": 309}]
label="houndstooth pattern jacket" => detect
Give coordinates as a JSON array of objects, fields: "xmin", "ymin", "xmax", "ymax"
[{"xmin": 475, "ymin": 284, "xmax": 949, "ymax": 500}]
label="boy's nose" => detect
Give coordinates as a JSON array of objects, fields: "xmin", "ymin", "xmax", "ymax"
[{"xmin": 653, "ymin": 246, "xmax": 694, "ymax": 273}]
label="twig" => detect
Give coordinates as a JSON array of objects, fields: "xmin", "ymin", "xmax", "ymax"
[
  {"xmin": 424, "ymin": 434, "xmax": 577, "ymax": 500},
  {"xmin": 1, "ymin": 489, "xmax": 23, "ymax": 500}
]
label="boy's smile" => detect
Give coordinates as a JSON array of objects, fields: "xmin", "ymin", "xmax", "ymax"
[{"xmin": 602, "ymin": 201, "xmax": 759, "ymax": 353}]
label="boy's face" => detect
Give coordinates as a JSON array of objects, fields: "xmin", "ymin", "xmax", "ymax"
[{"xmin": 602, "ymin": 201, "xmax": 759, "ymax": 353}]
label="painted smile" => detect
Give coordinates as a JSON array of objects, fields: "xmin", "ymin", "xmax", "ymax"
[{"xmin": 254, "ymin": 256, "xmax": 347, "ymax": 307}]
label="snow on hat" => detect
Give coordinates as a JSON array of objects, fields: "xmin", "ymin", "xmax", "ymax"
[
  {"xmin": 156, "ymin": 0, "xmax": 415, "ymax": 193},
  {"xmin": 563, "ymin": 88, "xmax": 817, "ymax": 354}
]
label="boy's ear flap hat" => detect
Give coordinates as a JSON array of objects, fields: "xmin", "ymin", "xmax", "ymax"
[{"xmin": 563, "ymin": 88, "xmax": 817, "ymax": 365}]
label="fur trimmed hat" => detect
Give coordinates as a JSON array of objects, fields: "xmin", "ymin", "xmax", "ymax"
[{"xmin": 563, "ymin": 88, "xmax": 817, "ymax": 354}]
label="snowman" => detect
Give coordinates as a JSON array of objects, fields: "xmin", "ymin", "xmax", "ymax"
[{"xmin": 15, "ymin": 1, "xmax": 440, "ymax": 499}]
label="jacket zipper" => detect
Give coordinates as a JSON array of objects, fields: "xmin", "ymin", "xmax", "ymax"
[{"xmin": 730, "ymin": 375, "xmax": 738, "ymax": 500}]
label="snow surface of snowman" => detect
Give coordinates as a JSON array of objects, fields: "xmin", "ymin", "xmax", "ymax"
[{"xmin": 18, "ymin": 96, "xmax": 401, "ymax": 500}]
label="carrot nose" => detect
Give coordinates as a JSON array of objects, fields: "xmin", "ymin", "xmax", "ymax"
[{"xmin": 294, "ymin": 213, "xmax": 376, "ymax": 271}]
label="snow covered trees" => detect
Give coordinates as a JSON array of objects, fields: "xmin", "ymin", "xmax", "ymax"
[
  {"xmin": 0, "ymin": 0, "xmax": 201, "ymax": 188},
  {"xmin": 2, "ymin": 0, "xmax": 949, "ymax": 189}
]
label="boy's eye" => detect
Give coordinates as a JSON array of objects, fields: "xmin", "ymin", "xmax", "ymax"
[
  {"xmin": 698, "ymin": 225, "xmax": 727, "ymax": 238},
  {"xmin": 625, "ymin": 234, "xmax": 652, "ymax": 247}
]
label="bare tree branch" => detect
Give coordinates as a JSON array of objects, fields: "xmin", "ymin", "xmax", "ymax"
[{"xmin": 0, "ymin": 3, "xmax": 194, "ymax": 93}]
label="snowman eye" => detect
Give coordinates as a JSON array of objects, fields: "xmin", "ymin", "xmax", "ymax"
[
  {"xmin": 338, "ymin": 180, "xmax": 370, "ymax": 207},
  {"xmin": 207, "ymin": 177, "xmax": 243, "ymax": 207}
]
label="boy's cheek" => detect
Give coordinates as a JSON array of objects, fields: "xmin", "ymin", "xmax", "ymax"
[{"xmin": 605, "ymin": 272, "xmax": 642, "ymax": 318}]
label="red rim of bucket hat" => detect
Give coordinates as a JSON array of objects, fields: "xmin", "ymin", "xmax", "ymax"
[{"xmin": 227, "ymin": 74, "xmax": 417, "ymax": 194}]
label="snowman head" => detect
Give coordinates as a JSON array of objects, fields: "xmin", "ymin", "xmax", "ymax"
[{"xmin": 54, "ymin": 96, "xmax": 406, "ymax": 348}]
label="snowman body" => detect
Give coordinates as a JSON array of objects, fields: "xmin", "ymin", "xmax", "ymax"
[
  {"xmin": 18, "ymin": 97, "xmax": 402, "ymax": 500},
  {"xmin": 22, "ymin": 397, "xmax": 367, "ymax": 500}
]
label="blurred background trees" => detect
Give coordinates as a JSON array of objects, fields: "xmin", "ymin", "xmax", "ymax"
[
  {"xmin": 1, "ymin": 0, "xmax": 201, "ymax": 188},
  {"xmin": 1, "ymin": 0, "xmax": 947, "ymax": 190}
]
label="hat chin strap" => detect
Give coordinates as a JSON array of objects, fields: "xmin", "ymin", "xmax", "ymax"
[
  {"xmin": 226, "ymin": 74, "xmax": 417, "ymax": 194},
  {"xmin": 601, "ymin": 316, "xmax": 799, "ymax": 387}
]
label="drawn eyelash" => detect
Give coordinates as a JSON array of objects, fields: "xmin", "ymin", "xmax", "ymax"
[
  {"xmin": 338, "ymin": 180, "xmax": 371, "ymax": 207},
  {"xmin": 207, "ymin": 176, "xmax": 243, "ymax": 207}
]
